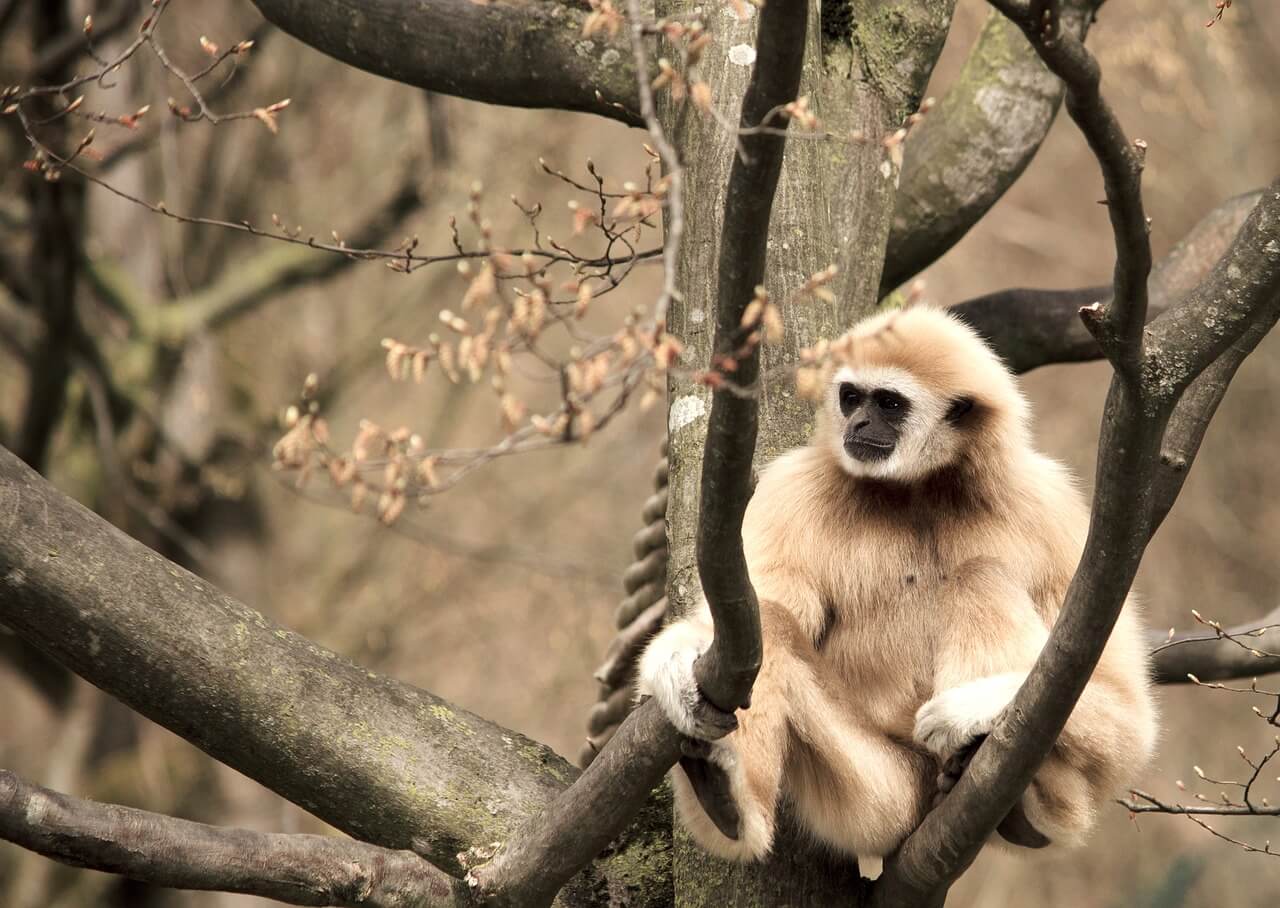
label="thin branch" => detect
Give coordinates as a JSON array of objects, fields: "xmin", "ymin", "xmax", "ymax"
[
  {"xmin": 985, "ymin": 0, "xmax": 1153, "ymax": 364},
  {"xmin": 0, "ymin": 769, "xmax": 472, "ymax": 907},
  {"xmin": 624, "ymin": 0, "xmax": 682, "ymax": 329},
  {"xmin": 1121, "ymin": 790, "xmax": 1280, "ymax": 818},
  {"xmin": 33, "ymin": 0, "xmax": 137, "ymax": 79}
]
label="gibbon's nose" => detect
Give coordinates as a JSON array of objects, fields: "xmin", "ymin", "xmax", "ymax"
[{"xmin": 852, "ymin": 417, "xmax": 871, "ymax": 432}]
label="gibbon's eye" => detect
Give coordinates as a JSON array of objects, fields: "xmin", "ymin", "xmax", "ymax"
[
  {"xmin": 838, "ymin": 383, "xmax": 862, "ymax": 415},
  {"xmin": 946, "ymin": 396, "xmax": 975, "ymax": 423},
  {"xmin": 873, "ymin": 390, "xmax": 907, "ymax": 412}
]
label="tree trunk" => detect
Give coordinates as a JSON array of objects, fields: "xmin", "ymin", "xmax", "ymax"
[{"xmin": 660, "ymin": 1, "xmax": 954, "ymax": 903}]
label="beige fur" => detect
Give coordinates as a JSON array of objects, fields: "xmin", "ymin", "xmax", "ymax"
[{"xmin": 639, "ymin": 307, "xmax": 1158, "ymax": 860}]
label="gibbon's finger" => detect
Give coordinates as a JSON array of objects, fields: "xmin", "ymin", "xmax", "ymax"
[
  {"xmin": 688, "ymin": 687, "xmax": 739, "ymax": 739},
  {"xmin": 679, "ymin": 754, "xmax": 742, "ymax": 841}
]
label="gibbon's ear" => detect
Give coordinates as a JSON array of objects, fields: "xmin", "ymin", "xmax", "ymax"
[{"xmin": 945, "ymin": 396, "xmax": 975, "ymax": 424}]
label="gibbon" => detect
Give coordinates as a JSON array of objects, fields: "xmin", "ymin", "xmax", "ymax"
[{"xmin": 639, "ymin": 306, "xmax": 1157, "ymax": 861}]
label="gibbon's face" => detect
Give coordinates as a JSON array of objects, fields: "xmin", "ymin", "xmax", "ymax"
[{"xmin": 830, "ymin": 364, "xmax": 975, "ymax": 482}]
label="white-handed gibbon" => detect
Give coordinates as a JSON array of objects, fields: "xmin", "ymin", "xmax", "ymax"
[{"xmin": 639, "ymin": 306, "xmax": 1157, "ymax": 861}]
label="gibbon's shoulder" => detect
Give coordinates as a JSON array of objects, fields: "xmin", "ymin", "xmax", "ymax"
[{"xmin": 753, "ymin": 443, "xmax": 843, "ymax": 500}]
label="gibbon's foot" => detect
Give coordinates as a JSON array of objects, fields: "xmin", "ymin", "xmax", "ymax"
[
  {"xmin": 679, "ymin": 738, "xmax": 741, "ymax": 840},
  {"xmin": 932, "ymin": 734, "xmax": 1050, "ymax": 850}
]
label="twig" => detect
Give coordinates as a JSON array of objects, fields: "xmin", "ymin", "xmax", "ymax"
[{"xmin": 624, "ymin": 0, "xmax": 683, "ymax": 328}]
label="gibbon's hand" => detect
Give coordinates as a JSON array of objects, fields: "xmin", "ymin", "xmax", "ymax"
[
  {"xmin": 640, "ymin": 639, "xmax": 739, "ymax": 741},
  {"xmin": 912, "ymin": 673, "xmax": 1023, "ymax": 761}
]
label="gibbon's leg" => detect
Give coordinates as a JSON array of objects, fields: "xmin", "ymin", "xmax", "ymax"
[
  {"xmin": 912, "ymin": 558, "xmax": 1156, "ymax": 847},
  {"xmin": 640, "ymin": 599, "xmax": 930, "ymax": 860},
  {"xmin": 638, "ymin": 606, "xmax": 789, "ymax": 861}
]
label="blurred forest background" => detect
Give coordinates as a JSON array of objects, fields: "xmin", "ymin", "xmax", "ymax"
[{"xmin": 2, "ymin": 1, "xmax": 1279, "ymax": 906}]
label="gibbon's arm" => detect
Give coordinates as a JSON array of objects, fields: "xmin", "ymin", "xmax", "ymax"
[
  {"xmin": 912, "ymin": 557, "xmax": 1049, "ymax": 760},
  {"xmin": 912, "ymin": 557, "xmax": 1157, "ymax": 847}
]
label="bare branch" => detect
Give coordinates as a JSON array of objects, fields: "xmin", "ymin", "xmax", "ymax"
[
  {"xmin": 883, "ymin": 0, "xmax": 1100, "ymax": 295},
  {"xmin": 951, "ymin": 190, "xmax": 1261, "ymax": 373},
  {"xmin": 248, "ymin": 0, "xmax": 640, "ymax": 124},
  {"xmin": 624, "ymin": 0, "xmax": 682, "ymax": 328},
  {"xmin": 692, "ymin": 0, "xmax": 807, "ymax": 715},
  {"xmin": 33, "ymin": 0, "xmax": 138, "ymax": 79},
  {"xmin": 1121, "ymin": 790, "xmax": 1280, "ymax": 819},
  {"xmin": 0, "ymin": 769, "xmax": 472, "ymax": 907}
]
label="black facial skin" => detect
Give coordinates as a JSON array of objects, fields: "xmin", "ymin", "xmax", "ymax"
[{"xmin": 840, "ymin": 383, "xmax": 910, "ymax": 462}]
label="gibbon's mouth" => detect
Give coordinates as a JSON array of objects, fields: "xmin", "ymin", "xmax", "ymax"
[{"xmin": 844, "ymin": 438, "xmax": 895, "ymax": 461}]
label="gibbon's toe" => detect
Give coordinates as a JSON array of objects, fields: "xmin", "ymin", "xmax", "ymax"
[
  {"xmin": 679, "ymin": 754, "xmax": 742, "ymax": 840},
  {"xmin": 997, "ymin": 803, "xmax": 1051, "ymax": 849}
]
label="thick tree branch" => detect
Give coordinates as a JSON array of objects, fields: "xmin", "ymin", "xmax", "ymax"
[
  {"xmin": 0, "ymin": 445, "xmax": 670, "ymax": 907},
  {"xmin": 1143, "ymin": 186, "xmax": 1280, "ymax": 403},
  {"xmin": 0, "ymin": 769, "xmax": 471, "ymax": 907},
  {"xmin": 951, "ymin": 190, "xmax": 1261, "ymax": 373},
  {"xmin": 883, "ymin": 0, "xmax": 1100, "ymax": 295},
  {"xmin": 248, "ymin": 0, "xmax": 639, "ymax": 125}
]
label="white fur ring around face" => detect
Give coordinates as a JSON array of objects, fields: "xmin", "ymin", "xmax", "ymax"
[{"xmin": 912, "ymin": 673, "xmax": 1026, "ymax": 759}]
